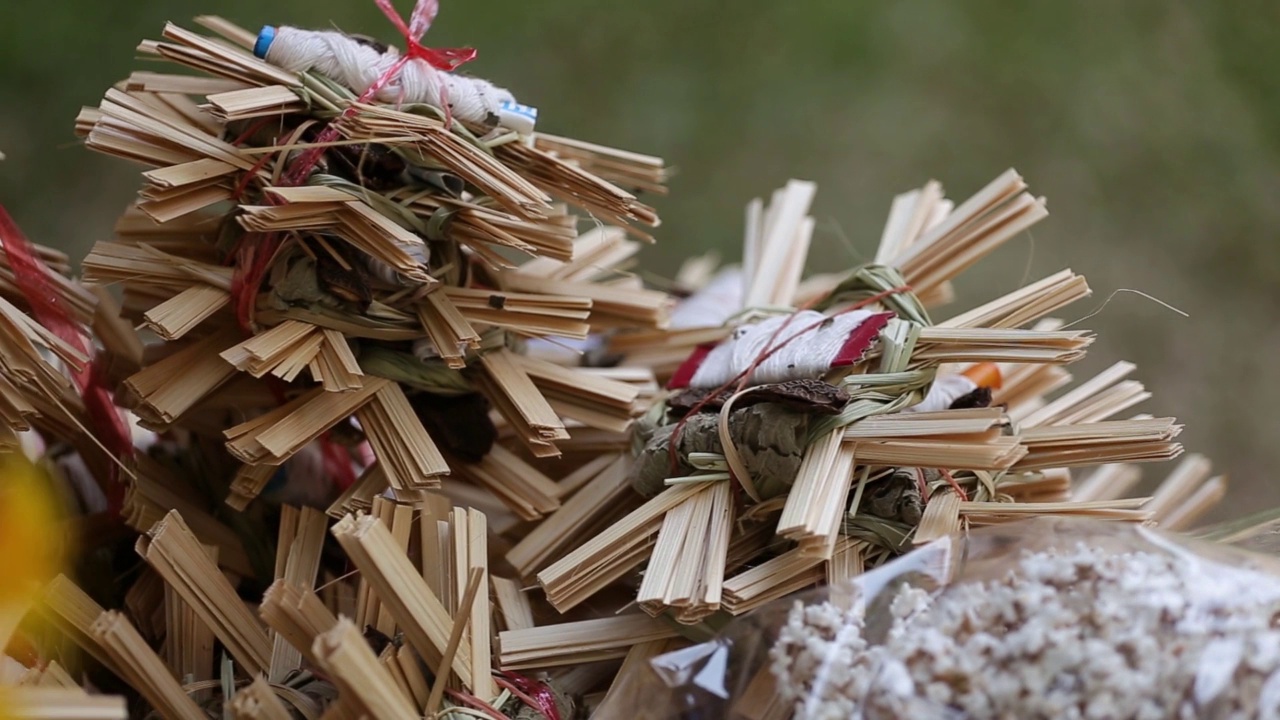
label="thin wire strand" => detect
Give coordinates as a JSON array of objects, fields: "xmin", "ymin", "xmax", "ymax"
[{"xmin": 1060, "ymin": 288, "xmax": 1189, "ymax": 330}]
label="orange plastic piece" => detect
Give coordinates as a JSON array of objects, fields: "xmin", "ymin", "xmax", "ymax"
[{"xmin": 961, "ymin": 362, "xmax": 1003, "ymax": 390}]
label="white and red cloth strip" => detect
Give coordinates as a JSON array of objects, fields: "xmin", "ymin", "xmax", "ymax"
[{"xmin": 669, "ymin": 310, "xmax": 894, "ymax": 390}]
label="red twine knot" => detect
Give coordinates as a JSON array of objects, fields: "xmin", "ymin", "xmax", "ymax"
[{"xmin": 378, "ymin": 0, "xmax": 477, "ymax": 71}]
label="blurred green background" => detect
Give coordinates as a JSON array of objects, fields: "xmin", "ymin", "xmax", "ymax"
[{"xmin": 0, "ymin": 1, "xmax": 1277, "ymax": 520}]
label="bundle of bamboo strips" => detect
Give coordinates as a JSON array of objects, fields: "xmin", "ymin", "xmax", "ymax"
[
  {"xmin": 72, "ymin": 9, "xmax": 671, "ymax": 540},
  {"xmin": 543, "ymin": 168, "xmax": 1225, "ymax": 628}
]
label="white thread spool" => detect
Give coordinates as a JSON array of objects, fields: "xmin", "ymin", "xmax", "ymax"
[{"xmin": 256, "ymin": 25, "xmax": 538, "ymax": 134}]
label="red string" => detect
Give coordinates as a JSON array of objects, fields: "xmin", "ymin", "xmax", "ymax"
[
  {"xmin": 444, "ymin": 689, "xmax": 508, "ymax": 720},
  {"xmin": 667, "ymin": 285, "xmax": 913, "ymax": 476},
  {"xmin": 230, "ymin": 232, "xmax": 283, "ymax": 331},
  {"xmin": 229, "ymin": 116, "xmax": 275, "ymax": 150},
  {"xmin": 0, "ymin": 206, "xmax": 133, "ymax": 511},
  {"xmin": 939, "ymin": 467, "xmax": 969, "ymax": 502},
  {"xmin": 231, "ymin": 150, "xmax": 278, "ymax": 203},
  {"xmin": 374, "ymin": 0, "xmax": 476, "ymax": 72},
  {"xmin": 496, "ymin": 671, "xmax": 562, "ymax": 720}
]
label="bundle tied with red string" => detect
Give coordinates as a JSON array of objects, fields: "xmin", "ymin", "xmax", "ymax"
[
  {"xmin": 74, "ymin": 0, "xmax": 670, "ymax": 512},
  {"xmin": 53, "ymin": 0, "xmax": 673, "ymax": 716},
  {"xmin": 544, "ymin": 168, "xmax": 1226, "ymax": 645}
]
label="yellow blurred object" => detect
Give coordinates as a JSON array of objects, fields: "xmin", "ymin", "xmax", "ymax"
[{"xmin": 0, "ymin": 454, "xmax": 65, "ymax": 664}]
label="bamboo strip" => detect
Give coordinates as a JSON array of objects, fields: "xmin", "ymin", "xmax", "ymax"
[
  {"xmin": 497, "ymin": 614, "xmax": 678, "ymax": 670},
  {"xmin": 268, "ymin": 506, "xmax": 327, "ymax": 682},
  {"xmin": 426, "ymin": 568, "xmax": 484, "ymax": 716},
  {"xmin": 122, "ymin": 327, "xmax": 241, "ymax": 426},
  {"xmin": 448, "ymin": 443, "xmax": 560, "ymax": 521},
  {"xmin": 162, "ymin": 549, "xmax": 216, "ymax": 697},
  {"xmin": 3, "ymin": 688, "xmax": 127, "ymax": 720},
  {"xmin": 846, "ymin": 436, "xmax": 1027, "ymax": 471},
  {"xmin": 395, "ymin": 645, "xmax": 431, "ymax": 711},
  {"xmin": 477, "ymin": 349, "xmax": 568, "ymax": 457},
  {"xmin": 355, "ymin": 381, "xmax": 448, "ymax": 489},
  {"xmin": 1160, "ymin": 476, "xmax": 1228, "ymax": 532},
  {"xmin": 1146, "ymin": 454, "xmax": 1213, "ymax": 520},
  {"xmin": 637, "ymin": 480, "xmax": 733, "ymax": 621},
  {"xmin": 537, "ymin": 483, "xmax": 702, "ymax": 611},
  {"xmin": 329, "ymin": 462, "xmax": 390, "ymax": 519},
  {"xmin": 312, "ymin": 618, "xmax": 419, "ymax": 720},
  {"xmin": 778, "ymin": 430, "xmax": 848, "ymax": 549},
  {"xmin": 504, "ymin": 453, "xmax": 634, "ymax": 576},
  {"xmin": 38, "ymin": 576, "xmax": 122, "ymax": 681},
  {"xmin": 90, "ymin": 611, "xmax": 205, "ymax": 720},
  {"xmin": 596, "ymin": 639, "xmax": 674, "ymax": 714},
  {"xmin": 501, "ymin": 273, "xmax": 669, "ymax": 329},
  {"xmin": 1020, "ymin": 361, "xmax": 1138, "ymax": 428},
  {"xmin": 827, "ymin": 540, "xmax": 865, "ymax": 584},
  {"xmin": 914, "ymin": 492, "xmax": 963, "ymax": 544},
  {"xmin": 136, "ymin": 511, "xmax": 271, "ymax": 675},
  {"xmin": 722, "ymin": 538, "xmax": 856, "ymax": 615},
  {"xmin": 492, "ymin": 577, "xmax": 535, "ymax": 632},
  {"xmin": 204, "ymin": 85, "xmax": 305, "ymax": 121},
  {"xmin": 120, "ymin": 461, "xmax": 255, "ymax": 576},
  {"xmin": 225, "ymin": 379, "xmax": 385, "ymax": 465},
  {"xmin": 259, "ymin": 581, "xmax": 339, "ymax": 671},
  {"xmin": 141, "ymin": 285, "xmax": 230, "ymax": 341},
  {"xmin": 911, "ymin": 327, "xmax": 1093, "ymax": 365},
  {"xmin": 228, "ymin": 676, "xmax": 293, "ymax": 720},
  {"xmin": 226, "ymin": 463, "xmax": 277, "ymax": 511},
  {"xmin": 330, "ymin": 514, "xmax": 473, "ymax": 689},
  {"xmin": 939, "ymin": 269, "xmax": 1090, "ymax": 330}
]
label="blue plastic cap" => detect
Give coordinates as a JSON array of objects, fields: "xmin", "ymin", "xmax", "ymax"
[{"xmin": 254, "ymin": 26, "xmax": 277, "ymax": 59}]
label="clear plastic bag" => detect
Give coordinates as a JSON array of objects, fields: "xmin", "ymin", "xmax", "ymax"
[{"xmin": 596, "ymin": 517, "xmax": 1280, "ymax": 720}]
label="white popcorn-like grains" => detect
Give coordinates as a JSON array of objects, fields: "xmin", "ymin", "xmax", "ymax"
[{"xmin": 771, "ymin": 543, "xmax": 1280, "ymax": 719}]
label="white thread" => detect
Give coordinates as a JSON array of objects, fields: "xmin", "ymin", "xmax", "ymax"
[
  {"xmin": 688, "ymin": 310, "xmax": 878, "ymax": 389},
  {"xmin": 524, "ymin": 335, "xmax": 603, "ymax": 364},
  {"xmin": 1060, "ymin": 287, "xmax": 1189, "ymax": 330},
  {"xmin": 902, "ymin": 374, "xmax": 978, "ymax": 414},
  {"xmin": 669, "ymin": 268, "xmax": 744, "ymax": 329},
  {"xmin": 266, "ymin": 27, "xmax": 519, "ymax": 128}
]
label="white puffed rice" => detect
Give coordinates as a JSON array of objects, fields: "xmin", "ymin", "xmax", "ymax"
[{"xmin": 770, "ymin": 543, "xmax": 1280, "ymax": 720}]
